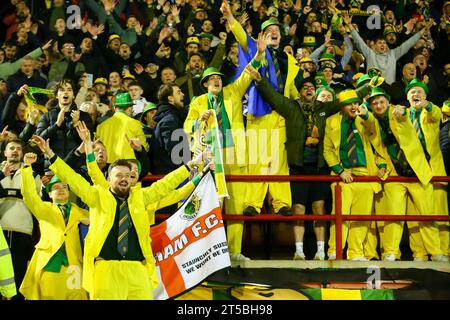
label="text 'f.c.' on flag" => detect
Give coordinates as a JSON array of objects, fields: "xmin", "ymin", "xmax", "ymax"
[{"xmin": 150, "ymin": 171, "xmax": 231, "ymax": 300}]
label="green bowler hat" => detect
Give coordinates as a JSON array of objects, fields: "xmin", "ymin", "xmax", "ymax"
[
  {"xmin": 405, "ymin": 78, "xmax": 429, "ymax": 95},
  {"xmin": 115, "ymin": 92, "xmax": 134, "ymax": 108},
  {"xmin": 201, "ymin": 67, "xmax": 224, "ymax": 86}
]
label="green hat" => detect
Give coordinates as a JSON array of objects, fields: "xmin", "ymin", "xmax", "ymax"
[
  {"xmin": 368, "ymin": 87, "xmax": 391, "ymax": 102},
  {"xmin": 46, "ymin": 175, "xmax": 64, "ymax": 194},
  {"xmin": 405, "ymin": 78, "xmax": 429, "ymax": 95},
  {"xmin": 201, "ymin": 67, "xmax": 224, "ymax": 86},
  {"xmin": 261, "ymin": 18, "xmax": 281, "ymax": 32},
  {"xmin": 338, "ymin": 89, "xmax": 362, "ymax": 107},
  {"xmin": 319, "ymin": 53, "xmax": 337, "ymax": 64},
  {"xmin": 115, "ymin": 92, "xmax": 134, "ymax": 108},
  {"xmin": 301, "ymin": 36, "xmax": 317, "ymax": 47},
  {"xmin": 316, "ymin": 85, "xmax": 336, "ymax": 100},
  {"xmin": 140, "ymin": 102, "xmax": 157, "ymax": 124},
  {"xmin": 315, "ymin": 74, "xmax": 328, "ymax": 87},
  {"xmin": 198, "ymin": 32, "xmax": 214, "ymax": 41},
  {"xmin": 356, "ymin": 74, "xmax": 371, "ymax": 88}
]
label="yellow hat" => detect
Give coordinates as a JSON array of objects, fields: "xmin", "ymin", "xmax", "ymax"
[
  {"xmin": 299, "ymin": 57, "xmax": 313, "ymax": 64},
  {"xmin": 123, "ymin": 74, "xmax": 136, "ymax": 81},
  {"xmin": 108, "ymin": 34, "xmax": 121, "ymax": 42},
  {"xmin": 338, "ymin": 89, "xmax": 362, "ymax": 106},
  {"xmin": 442, "ymin": 100, "xmax": 450, "ymax": 116},
  {"xmin": 186, "ymin": 36, "xmax": 200, "ymax": 46}
]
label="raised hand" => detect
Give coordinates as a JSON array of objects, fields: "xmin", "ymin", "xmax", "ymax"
[
  {"xmin": 71, "ymin": 110, "xmax": 80, "ymax": 125},
  {"xmin": 17, "ymin": 84, "xmax": 29, "ymax": 96},
  {"xmin": 0, "ymin": 126, "xmax": 10, "ymax": 143},
  {"xmin": 134, "ymin": 63, "xmax": 144, "ymax": 75},
  {"xmin": 220, "ymin": 0, "xmax": 234, "ymax": 23},
  {"xmin": 31, "ymin": 135, "xmax": 53, "ymax": 158},
  {"xmin": 246, "ymin": 65, "xmax": 261, "ymax": 82},
  {"xmin": 75, "ymin": 121, "xmax": 91, "ymax": 143},
  {"xmin": 56, "ymin": 107, "xmax": 69, "ymax": 127},
  {"xmin": 392, "ymin": 105, "xmax": 405, "ymax": 119},
  {"xmin": 28, "ymin": 108, "xmax": 40, "ymax": 125},
  {"xmin": 126, "ymin": 134, "xmax": 143, "ymax": 151},
  {"xmin": 257, "ymin": 32, "xmax": 268, "ymax": 55},
  {"xmin": 42, "ymin": 39, "xmax": 53, "ymax": 51},
  {"xmin": 2, "ymin": 162, "xmax": 15, "ymax": 177},
  {"xmin": 23, "ymin": 152, "xmax": 37, "ymax": 166}
]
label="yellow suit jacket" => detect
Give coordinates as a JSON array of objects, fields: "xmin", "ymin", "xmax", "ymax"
[
  {"xmin": 86, "ymin": 158, "xmax": 195, "ymax": 226},
  {"xmin": 366, "ymin": 107, "xmax": 433, "ymax": 185},
  {"xmin": 20, "ymin": 166, "xmax": 89, "ymax": 300},
  {"xmin": 49, "ymin": 157, "xmax": 190, "ymax": 296},
  {"xmin": 184, "ymin": 68, "xmax": 252, "ymax": 170},
  {"xmin": 420, "ymin": 103, "xmax": 446, "ymax": 177},
  {"xmin": 96, "ymin": 111, "xmax": 149, "ymax": 163},
  {"xmin": 324, "ymin": 112, "xmax": 387, "ymax": 192}
]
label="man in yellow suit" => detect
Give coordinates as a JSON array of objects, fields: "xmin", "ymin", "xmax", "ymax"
[
  {"xmin": 20, "ymin": 152, "xmax": 89, "ymax": 300},
  {"xmin": 96, "ymin": 92, "xmax": 149, "ymax": 163},
  {"xmin": 221, "ymin": 0, "xmax": 298, "ymax": 219},
  {"xmin": 366, "ymin": 87, "xmax": 440, "ymax": 261},
  {"xmin": 404, "ymin": 79, "xmax": 449, "ymax": 262},
  {"xmin": 184, "ymin": 33, "xmax": 265, "ymax": 262},
  {"xmin": 324, "ymin": 89, "xmax": 387, "ymax": 260},
  {"xmin": 31, "ymin": 131, "xmax": 204, "ymax": 300}
]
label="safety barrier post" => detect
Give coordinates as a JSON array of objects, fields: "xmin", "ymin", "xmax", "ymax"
[{"xmin": 335, "ymin": 183, "xmax": 343, "ymax": 260}]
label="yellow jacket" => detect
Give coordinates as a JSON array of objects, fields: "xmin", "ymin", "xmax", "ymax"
[
  {"xmin": 49, "ymin": 157, "xmax": 190, "ymax": 296},
  {"xmin": 19, "ymin": 166, "xmax": 89, "ymax": 300},
  {"xmin": 85, "ymin": 157, "xmax": 195, "ymax": 226},
  {"xmin": 96, "ymin": 111, "xmax": 149, "ymax": 163},
  {"xmin": 419, "ymin": 103, "xmax": 446, "ymax": 177},
  {"xmin": 184, "ymin": 68, "xmax": 252, "ymax": 169},
  {"xmin": 229, "ymin": 19, "xmax": 299, "ymax": 100},
  {"xmin": 366, "ymin": 107, "xmax": 433, "ymax": 185},
  {"xmin": 0, "ymin": 224, "xmax": 16, "ymax": 298},
  {"xmin": 324, "ymin": 112, "xmax": 387, "ymax": 192}
]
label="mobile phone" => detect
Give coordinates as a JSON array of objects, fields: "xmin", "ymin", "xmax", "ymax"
[{"xmin": 86, "ymin": 73, "xmax": 93, "ymax": 88}]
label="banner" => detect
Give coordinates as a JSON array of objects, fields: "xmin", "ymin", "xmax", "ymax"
[
  {"xmin": 192, "ymin": 110, "xmax": 229, "ymax": 198},
  {"xmin": 150, "ymin": 172, "xmax": 231, "ymax": 300}
]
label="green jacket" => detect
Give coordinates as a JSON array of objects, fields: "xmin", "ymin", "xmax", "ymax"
[{"xmin": 255, "ymin": 78, "xmax": 370, "ymax": 168}]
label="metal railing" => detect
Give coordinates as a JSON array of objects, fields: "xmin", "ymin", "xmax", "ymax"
[{"xmin": 144, "ymin": 174, "xmax": 450, "ymax": 260}]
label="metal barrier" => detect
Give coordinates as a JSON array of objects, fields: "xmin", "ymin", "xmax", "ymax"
[{"xmin": 143, "ymin": 174, "xmax": 450, "ymax": 260}]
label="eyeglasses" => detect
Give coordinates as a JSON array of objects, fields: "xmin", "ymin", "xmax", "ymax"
[{"xmin": 301, "ymin": 85, "xmax": 315, "ymax": 90}]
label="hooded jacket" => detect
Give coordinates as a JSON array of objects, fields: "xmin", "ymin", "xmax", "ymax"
[{"xmin": 153, "ymin": 102, "xmax": 189, "ymax": 174}]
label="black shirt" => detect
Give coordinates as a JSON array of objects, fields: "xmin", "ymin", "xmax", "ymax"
[{"xmin": 99, "ymin": 193, "xmax": 144, "ymax": 261}]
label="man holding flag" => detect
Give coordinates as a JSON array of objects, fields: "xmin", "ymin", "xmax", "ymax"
[{"xmin": 183, "ymin": 32, "xmax": 266, "ymax": 263}]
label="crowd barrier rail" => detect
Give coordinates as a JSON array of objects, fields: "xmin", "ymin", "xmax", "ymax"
[{"xmin": 143, "ymin": 175, "xmax": 450, "ymax": 260}]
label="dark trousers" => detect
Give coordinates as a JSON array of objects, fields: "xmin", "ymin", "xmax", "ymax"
[{"xmin": 3, "ymin": 230, "xmax": 34, "ymax": 300}]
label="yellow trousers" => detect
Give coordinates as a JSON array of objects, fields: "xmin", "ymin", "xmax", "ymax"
[
  {"xmin": 39, "ymin": 265, "xmax": 88, "ymax": 300},
  {"xmin": 376, "ymin": 182, "xmax": 433, "ymax": 259},
  {"xmin": 407, "ymin": 184, "xmax": 445, "ymax": 258},
  {"xmin": 92, "ymin": 260, "xmax": 153, "ymax": 300},
  {"xmin": 328, "ymin": 182, "xmax": 375, "ymax": 259},
  {"xmin": 244, "ymin": 112, "xmax": 291, "ymax": 214},
  {"xmin": 224, "ymin": 165, "xmax": 248, "ymax": 255}
]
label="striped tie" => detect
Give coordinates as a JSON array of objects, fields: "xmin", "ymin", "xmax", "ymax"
[
  {"xmin": 117, "ymin": 200, "xmax": 130, "ymax": 256},
  {"xmin": 347, "ymin": 121, "xmax": 358, "ymax": 167},
  {"xmin": 412, "ymin": 113, "xmax": 424, "ymax": 141},
  {"xmin": 214, "ymin": 98, "xmax": 222, "ymax": 128},
  {"xmin": 271, "ymin": 48, "xmax": 284, "ymax": 94},
  {"xmin": 58, "ymin": 204, "xmax": 69, "ymax": 224}
]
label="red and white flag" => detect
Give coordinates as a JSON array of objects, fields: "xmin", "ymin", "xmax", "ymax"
[{"xmin": 150, "ymin": 172, "xmax": 231, "ymax": 300}]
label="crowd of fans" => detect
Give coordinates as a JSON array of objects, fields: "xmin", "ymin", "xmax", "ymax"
[{"xmin": 0, "ymin": 0, "xmax": 449, "ymax": 300}]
